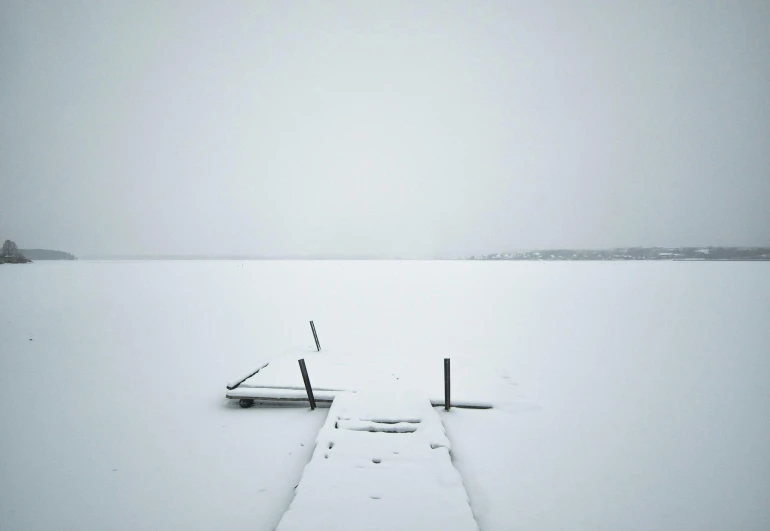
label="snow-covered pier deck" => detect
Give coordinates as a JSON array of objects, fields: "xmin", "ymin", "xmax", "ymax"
[{"xmin": 275, "ymin": 390, "xmax": 479, "ymax": 531}]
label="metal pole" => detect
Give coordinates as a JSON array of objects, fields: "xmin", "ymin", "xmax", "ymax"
[
  {"xmin": 298, "ymin": 359, "xmax": 316, "ymax": 410},
  {"xmin": 444, "ymin": 358, "xmax": 451, "ymax": 411},
  {"xmin": 310, "ymin": 321, "xmax": 321, "ymax": 351}
]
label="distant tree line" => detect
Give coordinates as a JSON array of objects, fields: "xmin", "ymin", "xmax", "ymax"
[{"xmin": 21, "ymin": 249, "xmax": 77, "ymax": 260}]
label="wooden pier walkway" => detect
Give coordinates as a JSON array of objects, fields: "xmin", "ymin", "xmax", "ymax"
[{"xmin": 274, "ymin": 390, "xmax": 479, "ymax": 531}]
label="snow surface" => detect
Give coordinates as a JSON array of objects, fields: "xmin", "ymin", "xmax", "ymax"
[
  {"xmin": 276, "ymin": 389, "xmax": 478, "ymax": 531},
  {"xmin": 1, "ymin": 260, "xmax": 769, "ymax": 530}
]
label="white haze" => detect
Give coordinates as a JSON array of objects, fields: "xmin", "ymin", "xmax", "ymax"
[{"xmin": 2, "ymin": 1, "xmax": 769, "ymax": 257}]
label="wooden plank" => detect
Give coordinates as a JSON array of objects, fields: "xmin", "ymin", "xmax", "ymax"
[{"xmin": 226, "ymin": 363, "xmax": 269, "ymax": 390}]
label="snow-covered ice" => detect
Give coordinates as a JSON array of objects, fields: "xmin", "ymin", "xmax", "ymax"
[{"xmin": 1, "ymin": 260, "xmax": 769, "ymax": 530}]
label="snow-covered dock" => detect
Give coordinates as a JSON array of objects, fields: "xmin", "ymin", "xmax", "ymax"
[
  {"xmin": 226, "ymin": 386, "xmax": 492, "ymax": 409},
  {"xmin": 275, "ymin": 390, "xmax": 479, "ymax": 531},
  {"xmin": 225, "ymin": 350, "xmax": 494, "ymax": 409}
]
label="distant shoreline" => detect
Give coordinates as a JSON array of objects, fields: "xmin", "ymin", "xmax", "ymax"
[
  {"xmin": 468, "ymin": 247, "xmax": 770, "ymax": 261},
  {"xmin": 65, "ymin": 247, "xmax": 770, "ymax": 262}
]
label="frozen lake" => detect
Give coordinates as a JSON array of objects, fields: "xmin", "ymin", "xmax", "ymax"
[{"xmin": 1, "ymin": 260, "xmax": 768, "ymax": 530}]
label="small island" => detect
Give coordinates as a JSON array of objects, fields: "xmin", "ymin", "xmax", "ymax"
[
  {"xmin": 1, "ymin": 240, "xmax": 32, "ymax": 264},
  {"xmin": 1, "ymin": 240, "xmax": 78, "ymax": 263}
]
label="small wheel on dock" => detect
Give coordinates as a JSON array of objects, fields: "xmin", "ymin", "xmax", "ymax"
[{"xmin": 239, "ymin": 398, "xmax": 255, "ymax": 409}]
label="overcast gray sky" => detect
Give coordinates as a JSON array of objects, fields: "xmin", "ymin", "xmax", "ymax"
[{"xmin": 1, "ymin": 1, "xmax": 769, "ymax": 257}]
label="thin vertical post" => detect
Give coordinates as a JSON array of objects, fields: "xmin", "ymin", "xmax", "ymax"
[
  {"xmin": 310, "ymin": 321, "xmax": 321, "ymax": 351},
  {"xmin": 444, "ymin": 358, "xmax": 451, "ymax": 411},
  {"xmin": 298, "ymin": 359, "xmax": 316, "ymax": 410}
]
